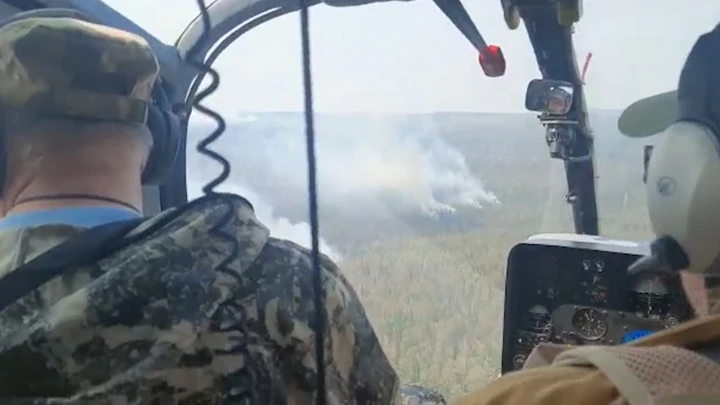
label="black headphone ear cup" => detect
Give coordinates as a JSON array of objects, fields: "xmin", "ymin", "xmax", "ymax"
[
  {"xmin": 159, "ymin": 109, "xmax": 181, "ymax": 181},
  {"xmin": 143, "ymin": 104, "xmax": 180, "ymax": 185},
  {"xmin": 142, "ymin": 105, "xmax": 163, "ymax": 184}
]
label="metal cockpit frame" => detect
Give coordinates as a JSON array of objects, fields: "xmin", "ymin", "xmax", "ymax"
[{"xmin": 507, "ymin": 0, "xmax": 599, "ymax": 235}]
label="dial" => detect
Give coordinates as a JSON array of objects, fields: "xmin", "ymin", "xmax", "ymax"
[
  {"xmin": 581, "ymin": 259, "xmax": 604, "ymax": 273},
  {"xmin": 526, "ymin": 305, "xmax": 551, "ymax": 330},
  {"xmin": 595, "ymin": 260, "xmax": 604, "ymax": 272},
  {"xmin": 579, "ymin": 274, "xmax": 608, "ymax": 304},
  {"xmin": 512, "ymin": 353, "xmax": 527, "ymax": 370},
  {"xmin": 664, "ymin": 315, "xmax": 680, "ymax": 328},
  {"xmin": 588, "ymin": 286, "xmax": 608, "ymax": 304},
  {"xmin": 633, "ymin": 275, "xmax": 669, "ymax": 295},
  {"xmin": 633, "ymin": 275, "xmax": 671, "ymax": 315},
  {"xmin": 582, "ymin": 259, "xmax": 591, "ymax": 271},
  {"xmin": 571, "ymin": 308, "xmax": 608, "ymax": 341}
]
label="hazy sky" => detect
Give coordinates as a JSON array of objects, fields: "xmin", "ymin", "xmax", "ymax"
[{"xmin": 106, "ymin": 0, "xmax": 720, "ymax": 113}]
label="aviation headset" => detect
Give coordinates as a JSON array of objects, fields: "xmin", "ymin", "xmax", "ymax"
[
  {"xmin": 640, "ymin": 23, "xmax": 720, "ymax": 277},
  {"xmin": 0, "ymin": 8, "xmax": 182, "ymax": 193}
]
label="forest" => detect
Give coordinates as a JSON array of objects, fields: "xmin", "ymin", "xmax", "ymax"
[{"xmin": 188, "ymin": 109, "xmax": 655, "ymax": 400}]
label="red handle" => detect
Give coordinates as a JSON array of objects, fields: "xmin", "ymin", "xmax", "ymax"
[{"xmin": 478, "ymin": 45, "xmax": 506, "ymax": 77}]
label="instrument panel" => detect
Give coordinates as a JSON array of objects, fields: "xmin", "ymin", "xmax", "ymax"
[{"xmin": 501, "ymin": 233, "xmax": 693, "ymax": 373}]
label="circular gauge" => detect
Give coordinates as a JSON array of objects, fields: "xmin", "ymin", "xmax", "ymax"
[
  {"xmin": 512, "ymin": 354, "xmax": 527, "ymax": 370},
  {"xmin": 571, "ymin": 308, "xmax": 608, "ymax": 341},
  {"xmin": 664, "ymin": 315, "xmax": 680, "ymax": 328},
  {"xmin": 528, "ymin": 304, "xmax": 548, "ymax": 315},
  {"xmin": 633, "ymin": 275, "xmax": 669, "ymax": 295},
  {"xmin": 595, "ymin": 260, "xmax": 605, "ymax": 272},
  {"xmin": 527, "ymin": 305, "xmax": 551, "ymax": 329}
]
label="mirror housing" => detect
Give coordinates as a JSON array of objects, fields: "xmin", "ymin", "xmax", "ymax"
[
  {"xmin": 643, "ymin": 145, "xmax": 654, "ymax": 184},
  {"xmin": 525, "ymin": 79, "xmax": 574, "ymax": 115}
]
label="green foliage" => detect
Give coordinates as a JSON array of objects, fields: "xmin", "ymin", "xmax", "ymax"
[
  {"xmin": 338, "ymin": 115, "xmax": 653, "ymax": 400},
  {"xmin": 194, "ymin": 112, "xmax": 654, "ymax": 400}
]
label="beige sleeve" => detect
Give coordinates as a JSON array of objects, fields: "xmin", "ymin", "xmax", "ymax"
[{"xmin": 452, "ymin": 365, "xmax": 619, "ymax": 405}]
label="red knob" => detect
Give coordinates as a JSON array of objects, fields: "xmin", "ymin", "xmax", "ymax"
[{"xmin": 478, "ymin": 45, "xmax": 506, "ymax": 77}]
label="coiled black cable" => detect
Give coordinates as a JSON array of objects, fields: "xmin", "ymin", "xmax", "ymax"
[
  {"xmin": 187, "ymin": 1, "xmax": 231, "ymax": 195},
  {"xmin": 185, "ymin": 1, "xmax": 239, "ymax": 275},
  {"xmin": 184, "ymin": 7, "xmax": 291, "ymax": 108},
  {"xmin": 184, "ymin": 1, "xmax": 326, "ymax": 403},
  {"xmin": 185, "ymin": 1, "xmax": 255, "ymax": 402}
]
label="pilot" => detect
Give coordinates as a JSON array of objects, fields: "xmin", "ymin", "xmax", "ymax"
[
  {"xmin": 0, "ymin": 10, "xmax": 445, "ymax": 404},
  {"xmin": 452, "ymin": 22, "xmax": 720, "ymax": 405}
]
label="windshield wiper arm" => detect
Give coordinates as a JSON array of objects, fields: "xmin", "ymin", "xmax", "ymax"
[
  {"xmin": 432, "ymin": 0, "xmax": 486, "ymax": 50},
  {"xmin": 431, "ymin": 0, "xmax": 506, "ymax": 77}
]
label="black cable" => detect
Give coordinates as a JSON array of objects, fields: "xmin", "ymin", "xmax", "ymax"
[
  {"xmin": 184, "ymin": 0, "xmax": 237, "ymax": 268},
  {"xmin": 297, "ymin": 1, "xmax": 327, "ymax": 404},
  {"xmin": 185, "ymin": 1, "xmax": 256, "ymax": 402},
  {"xmin": 186, "ymin": 1, "xmax": 230, "ymax": 194},
  {"xmin": 184, "ymin": 7, "xmax": 290, "ymax": 113},
  {"xmin": 183, "ymin": 1, "xmax": 326, "ymax": 402}
]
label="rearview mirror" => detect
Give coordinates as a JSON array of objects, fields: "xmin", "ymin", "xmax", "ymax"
[{"xmin": 525, "ymin": 79, "xmax": 574, "ymax": 115}]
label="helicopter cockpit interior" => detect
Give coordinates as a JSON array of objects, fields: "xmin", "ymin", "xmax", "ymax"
[
  {"xmin": 501, "ymin": 233, "xmax": 693, "ymax": 373},
  {"xmin": 500, "ymin": 60, "xmax": 693, "ymax": 372},
  {"xmin": 0, "ymin": 0, "xmax": 701, "ymax": 388}
]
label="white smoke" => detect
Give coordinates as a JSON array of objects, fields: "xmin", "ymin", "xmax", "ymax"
[
  {"xmin": 314, "ymin": 115, "xmax": 499, "ymax": 214},
  {"xmin": 187, "ymin": 112, "xmax": 498, "ymax": 251},
  {"xmin": 186, "ymin": 179, "xmax": 342, "ymax": 262}
]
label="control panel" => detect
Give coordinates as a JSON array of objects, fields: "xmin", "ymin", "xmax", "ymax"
[{"xmin": 501, "ymin": 233, "xmax": 693, "ymax": 374}]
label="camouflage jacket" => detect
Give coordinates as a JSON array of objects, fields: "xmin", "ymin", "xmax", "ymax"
[{"xmin": 0, "ymin": 194, "xmax": 401, "ymax": 404}]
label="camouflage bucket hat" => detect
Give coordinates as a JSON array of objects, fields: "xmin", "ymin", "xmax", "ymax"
[{"xmin": 0, "ymin": 16, "xmax": 159, "ymax": 123}]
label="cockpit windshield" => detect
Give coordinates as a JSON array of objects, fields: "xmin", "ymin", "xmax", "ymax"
[{"xmin": 107, "ymin": 0, "xmax": 720, "ymax": 399}]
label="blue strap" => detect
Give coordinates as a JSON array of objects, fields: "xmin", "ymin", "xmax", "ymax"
[{"xmin": 622, "ymin": 330, "xmax": 655, "ymax": 343}]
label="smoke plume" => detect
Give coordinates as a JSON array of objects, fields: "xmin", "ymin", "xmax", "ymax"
[{"xmin": 187, "ymin": 113, "xmax": 498, "ymax": 254}]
